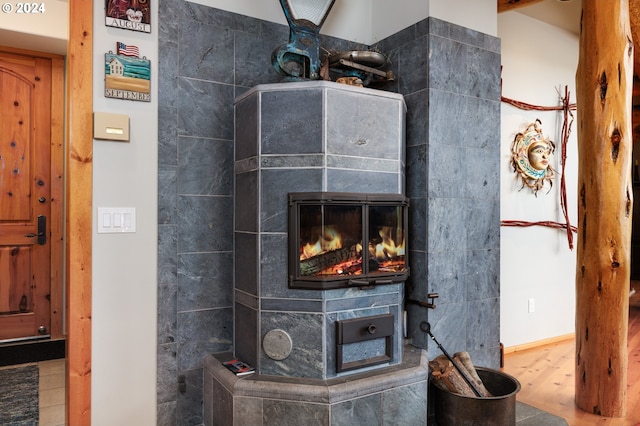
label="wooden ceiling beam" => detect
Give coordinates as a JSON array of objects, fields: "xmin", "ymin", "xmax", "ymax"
[{"xmin": 498, "ymin": 0, "xmax": 545, "ymax": 13}]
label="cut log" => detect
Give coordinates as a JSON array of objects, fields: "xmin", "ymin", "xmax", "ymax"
[
  {"xmin": 429, "ymin": 353, "xmax": 492, "ymax": 397},
  {"xmin": 453, "ymin": 351, "xmax": 492, "ymax": 397},
  {"xmin": 429, "ymin": 356, "xmax": 476, "ymax": 397},
  {"xmin": 575, "ymin": 0, "xmax": 632, "ymax": 417}
]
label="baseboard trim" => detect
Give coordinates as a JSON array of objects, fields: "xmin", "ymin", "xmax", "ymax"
[
  {"xmin": 503, "ymin": 333, "xmax": 575, "ymax": 354},
  {"xmin": 0, "ymin": 338, "xmax": 65, "ymax": 367}
]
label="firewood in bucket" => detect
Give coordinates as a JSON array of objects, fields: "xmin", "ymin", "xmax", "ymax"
[
  {"xmin": 429, "ymin": 356, "xmax": 477, "ymax": 397},
  {"xmin": 453, "ymin": 352, "xmax": 493, "ymax": 397},
  {"xmin": 429, "ymin": 353, "xmax": 492, "ymax": 397},
  {"xmin": 422, "ymin": 321, "xmax": 487, "ymax": 397}
]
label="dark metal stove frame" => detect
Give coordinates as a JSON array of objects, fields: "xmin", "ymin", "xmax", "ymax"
[{"xmin": 288, "ymin": 192, "xmax": 409, "ymax": 290}]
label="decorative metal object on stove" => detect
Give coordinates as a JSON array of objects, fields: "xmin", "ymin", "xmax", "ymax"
[
  {"xmin": 272, "ymin": 0, "xmax": 336, "ymax": 80},
  {"xmin": 328, "ymin": 50, "xmax": 395, "ymax": 86}
]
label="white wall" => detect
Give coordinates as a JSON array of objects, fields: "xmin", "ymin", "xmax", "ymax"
[
  {"xmin": 191, "ymin": 0, "xmax": 496, "ymax": 45},
  {"xmin": 370, "ymin": 0, "xmax": 497, "ymax": 43},
  {"xmin": 498, "ymin": 11, "xmax": 579, "ymax": 348},
  {"xmin": 371, "ymin": 0, "xmax": 497, "ymax": 43},
  {"xmin": 189, "ymin": 0, "xmax": 373, "ymax": 43},
  {"xmin": 90, "ymin": 7, "xmax": 159, "ymax": 426},
  {"xmin": 428, "ymin": 0, "xmax": 496, "ymax": 37},
  {"xmin": 371, "ymin": 0, "xmax": 427, "ymax": 42},
  {"xmin": 0, "ymin": 0, "xmax": 67, "ymax": 54}
]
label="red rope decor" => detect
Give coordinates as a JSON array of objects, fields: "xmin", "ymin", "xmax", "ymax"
[
  {"xmin": 501, "ymin": 220, "xmax": 578, "ymax": 233},
  {"xmin": 500, "ymin": 86, "xmax": 578, "ymax": 250}
]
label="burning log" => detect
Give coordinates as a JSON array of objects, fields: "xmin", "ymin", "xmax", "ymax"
[
  {"xmin": 299, "ymin": 243, "xmax": 362, "ymax": 276},
  {"xmin": 375, "ymin": 258, "xmax": 406, "ymax": 272}
]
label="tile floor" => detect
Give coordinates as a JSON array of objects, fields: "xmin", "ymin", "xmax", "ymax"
[{"xmin": 39, "ymin": 359, "xmax": 65, "ymax": 426}]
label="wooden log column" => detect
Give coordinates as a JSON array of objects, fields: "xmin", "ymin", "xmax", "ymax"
[{"xmin": 575, "ymin": 0, "xmax": 632, "ymax": 417}]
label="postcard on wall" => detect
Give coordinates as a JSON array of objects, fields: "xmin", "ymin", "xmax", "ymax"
[
  {"xmin": 105, "ymin": 43, "xmax": 151, "ymax": 102},
  {"xmin": 106, "ymin": 0, "xmax": 151, "ymax": 33}
]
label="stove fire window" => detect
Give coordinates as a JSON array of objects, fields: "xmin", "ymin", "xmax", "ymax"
[{"xmin": 288, "ymin": 192, "xmax": 409, "ymax": 290}]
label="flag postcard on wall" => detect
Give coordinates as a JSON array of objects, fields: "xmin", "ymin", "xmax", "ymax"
[
  {"xmin": 105, "ymin": 43, "xmax": 151, "ymax": 102},
  {"xmin": 105, "ymin": 0, "xmax": 151, "ymax": 33}
]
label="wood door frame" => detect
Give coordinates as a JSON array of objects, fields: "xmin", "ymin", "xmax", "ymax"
[
  {"xmin": 66, "ymin": 0, "xmax": 93, "ymax": 423},
  {"xmin": 50, "ymin": 55, "xmax": 64, "ymax": 340},
  {"xmin": 0, "ymin": 46, "xmax": 64, "ymax": 340}
]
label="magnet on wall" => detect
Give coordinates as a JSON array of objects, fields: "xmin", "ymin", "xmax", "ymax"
[
  {"xmin": 105, "ymin": 43, "xmax": 151, "ymax": 102},
  {"xmin": 105, "ymin": 0, "xmax": 151, "ymax": 33}
]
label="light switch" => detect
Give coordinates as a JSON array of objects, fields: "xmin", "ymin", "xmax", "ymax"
[
  {"xmin": 93, "ymin": 112, "xmax": 130, "ymax": 142},
  {"xmin": 113, "ymin": 213, "xmax": 122, "ymax": 227},
  {"xmin": 98, "ymin": 207, "xmax": 136, "ymax": 233}
]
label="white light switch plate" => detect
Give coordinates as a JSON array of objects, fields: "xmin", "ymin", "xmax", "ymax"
[{"xmin": 98, "ymin": 207, "xmax": 136, "ymax": 233}]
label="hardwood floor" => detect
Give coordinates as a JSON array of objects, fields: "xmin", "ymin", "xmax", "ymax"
[{"xmin": 503, "ymin": 288, "xmax": 640, "ymax": 426}]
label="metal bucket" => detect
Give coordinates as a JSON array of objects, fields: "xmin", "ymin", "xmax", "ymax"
[{"xmin": 432, "ymin": 367, "xmax": 521, "ymax": 426}]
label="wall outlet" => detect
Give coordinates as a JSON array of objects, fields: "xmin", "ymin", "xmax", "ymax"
[{"xmin": 528, "ymin": 298, "xmax": 535, "ymax": 313}]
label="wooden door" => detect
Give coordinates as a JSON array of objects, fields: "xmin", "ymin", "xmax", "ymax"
[{"xmin": 0, "ymin": 50, "xmax": 54, "ymax": 341}]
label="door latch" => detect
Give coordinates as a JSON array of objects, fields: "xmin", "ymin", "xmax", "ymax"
[{"xmin": 24, "ymin": 215, "xmax": 46, "ymax": 245}]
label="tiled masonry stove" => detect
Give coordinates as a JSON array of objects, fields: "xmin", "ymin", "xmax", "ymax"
[{"xmin": 204, "ymin": 81, "xmax": 429, "ymax": 425}]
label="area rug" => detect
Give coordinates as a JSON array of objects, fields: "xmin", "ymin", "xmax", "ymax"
[{"xmin": 0, "ymin": 364, "xmax": 39, "ymax": 425}]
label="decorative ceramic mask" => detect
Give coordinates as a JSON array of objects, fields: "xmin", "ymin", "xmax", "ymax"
[{"xmin": 511, "ymin": 119, "xmax": 555, "ymax": 195}]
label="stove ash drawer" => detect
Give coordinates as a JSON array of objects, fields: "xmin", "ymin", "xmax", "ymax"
[{"xmin": 336, "ymin": 313, "xmax": 394, "ymax": 373}]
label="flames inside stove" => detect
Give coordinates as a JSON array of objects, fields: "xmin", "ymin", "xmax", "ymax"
[{"xmin": 289, "ymin": 192, "xmax": 409, "ymax": 289}]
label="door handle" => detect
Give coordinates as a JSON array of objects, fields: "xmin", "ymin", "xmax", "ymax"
[{"xmin": 24, "ymin": 215, "xmax": 46, "ymax": 245}]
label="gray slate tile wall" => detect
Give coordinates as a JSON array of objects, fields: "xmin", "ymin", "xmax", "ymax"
[
  {"xmin": 374, "ymin": 19, "xmax": 502, "ymax": 367},
  {"xmin": 157, "ymin": 1, "xmax": 368, "ymax": 424},
  {"xmin": 158, "ymin": 1, "xmax": 501, "ymax": 423},
  {"xmin": 157, "ymin": 2, "xmax": 287, "ymax": 423}
]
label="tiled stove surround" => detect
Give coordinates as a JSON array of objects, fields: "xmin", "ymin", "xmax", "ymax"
[{"xmin": 157, "ymin": 1, "xmax": 501, "ymax": 423}]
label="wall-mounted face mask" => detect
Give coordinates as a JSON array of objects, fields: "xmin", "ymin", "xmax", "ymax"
[{"xmin": 511, "ymin": 119, "xmax": 555, "ymax": 195}]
